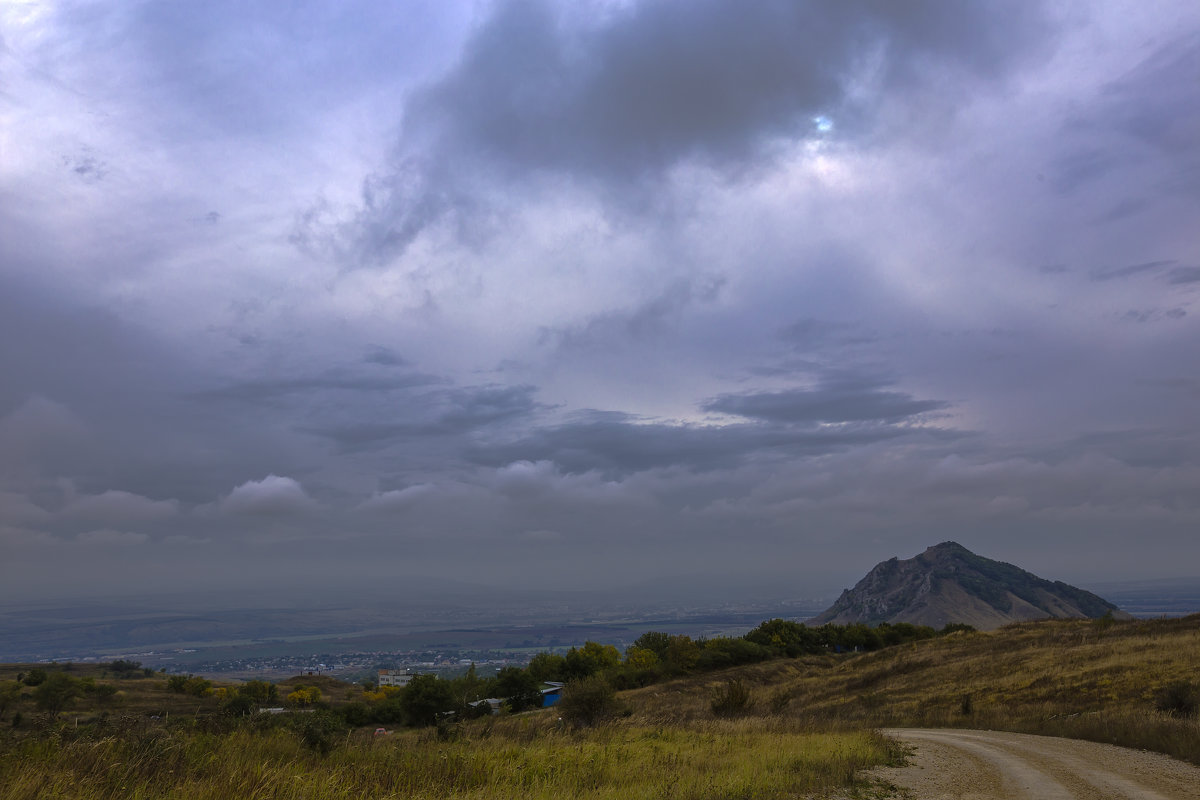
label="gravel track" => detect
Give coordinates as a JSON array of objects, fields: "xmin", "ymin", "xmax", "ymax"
[{"xmin": 869, "ymin": 728, "xmax": 1200, "ymax": 799}]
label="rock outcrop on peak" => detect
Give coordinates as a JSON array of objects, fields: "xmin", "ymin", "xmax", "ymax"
[{"xmin": 809, "ymin": 541, "xmax": 1130, "ymax": 630}]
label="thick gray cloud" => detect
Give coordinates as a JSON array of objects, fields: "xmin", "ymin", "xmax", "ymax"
[
  {"xmin": 466, "ymin": 410, "xmax": 940, "ymax": 476},
  {"xmin": 703, "ymin": 376, "xmax": 946, "ymax": 425},
  {"xmin": 2, "ymin": 1, "xmax": 1199, "ymax": 605},
  {"xmin": 336, "ymin": 0, "xmax": 1055, "ymax": 262}
]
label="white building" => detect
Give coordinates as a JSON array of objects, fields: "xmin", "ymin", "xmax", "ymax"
[{"xmin": 378, "ymin": 669, "xmax": 412, "ymax": 689}]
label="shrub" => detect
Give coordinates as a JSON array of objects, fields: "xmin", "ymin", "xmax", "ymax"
[
  {"xmin": 1154, "ymin": 681, "xmax": 1199, "ymax": 717},
  {"xmin": 286, "ymin": 686, "xmax": 322, "ymax": 707},
  {"xmin": 223, "ymin": 693, "xmax": 256, "ymax": 717},
  {"xmin": 292, "ymin": 709, "xmax": 345, "ymax": 755},
  {"xmin": 340, "ymin": 701, "xmax": 373, "ymax": 727},
  {"xmin": 33, "ymin": 672, "xmax": 80, "ymax": 716},
  {"xmin": 711, "ymin": 679, "xmax": 753, "ymax": 717},
  {"xmin": 557, "ymin": 675, "xmax": 617, "ymax": 727}
]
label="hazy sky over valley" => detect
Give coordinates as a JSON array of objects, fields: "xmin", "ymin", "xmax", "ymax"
[{"xmin": 2, "ymin": 0, "xmax": 1199, "ymax": 603}]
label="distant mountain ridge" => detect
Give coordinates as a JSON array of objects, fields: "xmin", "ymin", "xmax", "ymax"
[{"xmin": 809, "ymin": 542, "xmax": 1131, "ymax": 631}]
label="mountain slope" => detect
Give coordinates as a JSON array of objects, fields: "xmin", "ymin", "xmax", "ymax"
[{"xmin": 810, "ymin": 541, "xmax": 1129, "ymax": 630}]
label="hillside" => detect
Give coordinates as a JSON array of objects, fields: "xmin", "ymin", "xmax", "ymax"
[
  {"xmin": 810, "ymin": 541, "xmax": 1129, "ymax": 630},
  {"xmin": 627, "ymin": 613, "xmax": 1200, "ymax": 765}
]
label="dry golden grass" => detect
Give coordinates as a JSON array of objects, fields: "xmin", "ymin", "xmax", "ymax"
[
  {"xmin": 623, "ymin": 615, "xmax": 1200, "ymax": 764},
  {"xmin": 0, "ymin": 715, "xmax": 900, "ymax": 800}
]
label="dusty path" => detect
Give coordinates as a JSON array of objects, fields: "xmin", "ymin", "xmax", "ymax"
[{"xmin": 870, "ymin": 728, "xmax": 1200, "ymax": 799}]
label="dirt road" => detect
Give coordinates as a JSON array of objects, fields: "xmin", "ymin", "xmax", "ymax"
[{"xmin": 872, "ymin": 729, "xmax": 1200, "ymax": 799}]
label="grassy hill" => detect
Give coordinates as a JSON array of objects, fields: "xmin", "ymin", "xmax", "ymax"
[
  {"xmin": 0, "ymin": 614, "xmax": 1197, "ymax": 798},
  {"xmin": 626, "ymin": 613, "xmax": 1200, "ymax": 764}
]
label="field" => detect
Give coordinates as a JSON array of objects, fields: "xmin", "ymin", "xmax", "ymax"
[
  {"xmin": 1, "ymin": 614, "xmax": 1197, "ymax": 798},
  {"xmin": 0, "ymin": 718, "xmax": 899, "ymax": 800}
]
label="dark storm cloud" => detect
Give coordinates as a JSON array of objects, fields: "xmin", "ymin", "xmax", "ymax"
[
  {"xmin": 363, "ymin": 347, "xmax": 407, "ymax": 366},
  {"xmin": 1055, "ymin": 33, "xmax": 1200, "ymax": 203},
  {"xmin": 304, "ymin": 384, "xmax": 543, "ymax": 451},
  {"xmin": 703, "ymin": 381, "xmax": 947, "ymax": 425},
  {"xmin": 194, "ymin": 372, "xmax": 444, "ymax": 402},
  {"xmin": 1166, "ymin": 266, "xmax": 1200, "ymax": 285},
  {"xmin": 1118, "ymin": 308, "xmax": 1187, "ymax": 324},
  {"xmin": 465, "ymin": 410, "xmax": 937, "ymax": 476},
  {"xmin": 1095, "ymin": 34, "xmax": 1200, "ymax": 158},
  {"xmin": 541, "ymin": 276, "xmax": 724, "ymax": 349},
  {"xmin": 343, "ymin": 0, "xmax": 1054, "ymax": 262},
  {"xmin": 0, "ymin": 276, "xmax": 327, "ymax": 505},
  {"xmin": 779, "ymin": 318, "xmax": 879, "ymax": 350},
  {"xmin": 1089, "ymin": 260, "xmax": 1175, "ymax": 282},
  {"xmin": 1047, "ymin": 149, "xmax": 1117, "ymax": 194}
]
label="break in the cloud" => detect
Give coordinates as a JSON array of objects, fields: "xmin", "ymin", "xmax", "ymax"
[{"xmin": 2, "ymin": 1, "xmax": 1199, "ymax": 602}]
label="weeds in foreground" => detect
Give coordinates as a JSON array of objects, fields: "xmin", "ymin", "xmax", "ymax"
[{"xmin": 0, "ymin": 719, "xmax": 895, "ymax": 800}]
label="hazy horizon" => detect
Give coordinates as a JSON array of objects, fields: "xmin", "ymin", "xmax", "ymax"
[{"xmin": 3, "ymin": 1, "xmax": 1200, "ymax": 606}]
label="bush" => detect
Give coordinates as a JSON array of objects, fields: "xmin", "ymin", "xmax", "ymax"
[
  {"xmin": 286, "ymin": 686, "xmax": 322, "ymax": 707},
  {"xmin": 711, "ymin": 679, "xmax": 753, "ymax": 717},
  {"xmin": 33, "ymin": 673, "xmax": 80, "ymax": 716},
  {"xmin": 557, "ymin": 675, "xmax": 617, "ymax": 727},
  {"xmin": 108, "ymin": 659, "xmax": 143, "ymax": 677},
  {"xmin": 22, "ymin": 669, "xmax": 47, "ymax": 687},
  {"xmin": 223, "ymin": 693, "xmax": 257, "ymax": 717},
  {"xmin": 1154, "ymin": 681, "xmax": 1199, "ymax": 717},
  {"xmin": 292, "ymin": 709, "xmax": 345, "ymax": 755},
  {"xmin": 340, "ymin": 702, "xmax": 374, "ymax": 727}
]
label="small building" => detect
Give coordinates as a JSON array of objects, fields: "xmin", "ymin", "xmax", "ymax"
[
  {"xmin": 378, "ymin": 669, "xmax": 413, "ymax": 689},
  {"xmin": 541, "ymin": 681, "xmax": 564, "ymax": 707}
]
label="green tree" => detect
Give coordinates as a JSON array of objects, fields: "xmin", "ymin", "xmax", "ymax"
[
  {"xmin": 239, "ymin": 680, "xmax": 278, "ymax": 704},
  {"xmin": 492, "ymin": 667, "xmax": 542, "ymax": 712},
  {"xmin": 448, "ymin": 663, "xmax": 487, "ymax": 707},
  {"xmin": 22, "ymin": 669, "xmax": 47, "ymax": 687},
  {"xmin": 623, "ymin": 646, "xmax": 660, "ymax": 670},
  {"xmin": 33, "ymin": 672, "xmax": 80, "ymax": 716},
  {"xmin": 663, "ymin": 635, "xmax": 701, "ymax": 672},
  {"xmin": 631, "ymin": 631, "xmax": 671, "ymax": 660},
  {"xmin": 108, "ymin": 659, "xmax": 143, "ymax": 677},
  {"xmin": 563, "ymin": 641, "xmax": 621, "ymax": 680},
  {"xmin": 286, "ymin": 686, "xmax": 322, "ymax": 707},
  {"xmin": 527, "ymin": 652, "xmax": 567, "ymax": 683},
  {"xmin": 743, "ymin": 618, "xmax": 820, "ymax": 657},
  {"xmin": 399, "ymin": 674, "xmax": 457, "ymax": 727}
]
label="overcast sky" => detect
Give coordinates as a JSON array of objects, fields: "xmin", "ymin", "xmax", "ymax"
[{"xmin": 3, "ymin": 0, "xmax": 1199, "ymax": 605}]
